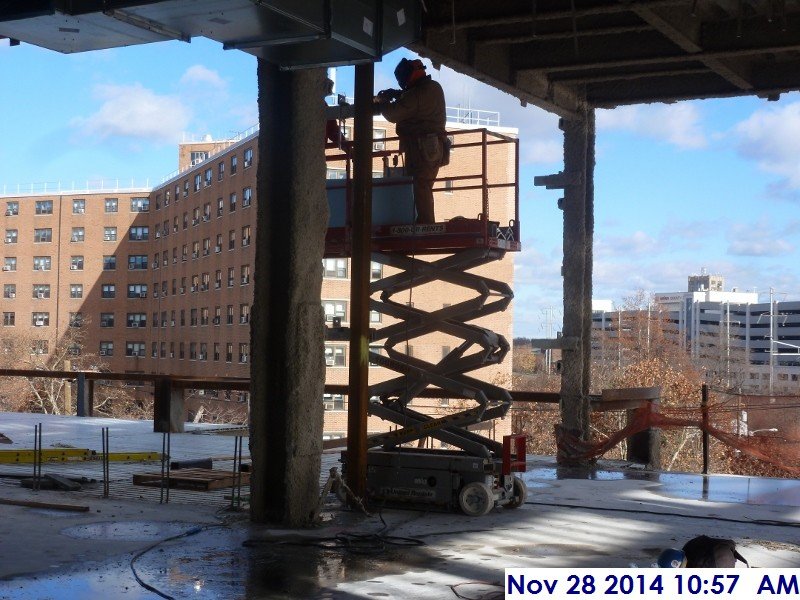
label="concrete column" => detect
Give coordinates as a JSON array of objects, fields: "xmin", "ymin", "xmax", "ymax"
[
  {"xmin": 558, "ymin": 109, "xmax": 593, "ymax": 465},
  {"xmin": 153, "ymin": 377, "xmax": 184, "ymax": 433},
  {"xmin": 250, "ymin": 61, "xmax": 327, "ymax": 526}
]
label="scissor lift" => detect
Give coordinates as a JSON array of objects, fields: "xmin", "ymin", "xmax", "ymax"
[{"xmin": 325, "ymin": 128, "xmax": 527, "ymax": 515}]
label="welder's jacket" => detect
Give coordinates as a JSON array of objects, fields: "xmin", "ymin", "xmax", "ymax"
[{"xmin": 380, "ymin": 75, "xmax": 446, "ymax": 171}]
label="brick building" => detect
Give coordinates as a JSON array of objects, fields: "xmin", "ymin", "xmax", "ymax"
[{"xmin": 1, "ymin": 115, "xmax": 517, "ymax": 440}]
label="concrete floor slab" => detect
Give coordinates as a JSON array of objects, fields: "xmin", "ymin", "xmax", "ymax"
[{"xmin": 1, "ymin": 413, "xmax": 799, "ymax": 599}]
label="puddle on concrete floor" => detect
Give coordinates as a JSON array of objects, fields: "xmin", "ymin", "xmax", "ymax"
[
  {"xmin": 1, "ymin": 523, "xmax": 444, "ymax": 600},
  {"xmin": 61, "ymin": 520, "xmax": 195, "ymax": 542}
]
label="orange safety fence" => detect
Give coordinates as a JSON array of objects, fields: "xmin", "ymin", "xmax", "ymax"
[{"xmin": 555, "ymin": 391, "xmax": 800, "ymax": 476}]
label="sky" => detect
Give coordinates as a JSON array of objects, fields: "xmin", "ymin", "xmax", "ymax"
[{"xmin": 2, "ymin": 36, "xmax": 799, "ymax": 339}]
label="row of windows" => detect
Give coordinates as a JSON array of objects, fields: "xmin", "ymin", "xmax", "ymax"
[
  {"xmin": 153, "ymin": 148, "xmax": 253, "ymax": 211},
  {"xmin": 323, "ymin": 258, "xmax": 383, "ymax": 280},
  {"xmin": 151, "ymin": 227, "xmax": 252, "ymax": 266},
  {"xmin": 152, "ymin": 189, "xmax": 254, "ymax": 236},
  {"xmin": 5, "ymin": 198, "xmax": 148, "ymax": 216},
  {"xmin": 2, "ymin": 225, "xmax": 154, "ymax": 245},
  {"xmin": 1, "ymin": 305, "xmax": 251, "ymax": 328},
  {"xmin": 98, "ymin": 340, "xmax": 250, "ymax": 363}
]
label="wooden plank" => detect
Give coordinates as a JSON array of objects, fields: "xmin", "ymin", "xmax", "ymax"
[
  {"xmin": 133, "ymin": 468, "xmax": 250, "ymax": 491},
  {"xmin": 0, "ymin": 497, "xmax": 90, "ymax": 512}
]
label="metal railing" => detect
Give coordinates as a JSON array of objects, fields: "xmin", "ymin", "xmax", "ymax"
[{"xmin": 1, "ymin": 179, "xmax": 151, "ymax": 197}]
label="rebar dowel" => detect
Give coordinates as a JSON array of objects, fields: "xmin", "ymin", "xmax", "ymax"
[
  {"xmin": 160, "ymin": 432, "xmax": 167, "ymax": 504},
  {"xmin": 101, "ymin": 427, "xmax": 110, "ymax": 498},
  {"xmin": 701, "ymin": 384, "xmax": 710, "ymax": 474}
]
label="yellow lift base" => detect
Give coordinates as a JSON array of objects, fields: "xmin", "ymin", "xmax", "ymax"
[{"xmin": 0, "ymin": 449, "xmax": 162, "ymax": 464}]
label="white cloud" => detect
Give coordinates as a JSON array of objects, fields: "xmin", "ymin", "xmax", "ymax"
[
  {"xmin": 71, "ymin": 83, "xmax": 190, "ymax": 144},
  {"xmin": 596, "ymin": 230, "xmax": 658, "ymax": 258},
  {"xmin": 727, "ymin": 220, "xmax": 795, "ymax": 257},
  {"xmin": 597, "ymin": 102, "xmax": 707, "ymax": 149},
  {"xmin": 180, "ymin": 64, "xmax": 226, "ymax": 89},
  {"xmin": 732, "ymin": 101, "xmax": 800, "ymax": 189}
]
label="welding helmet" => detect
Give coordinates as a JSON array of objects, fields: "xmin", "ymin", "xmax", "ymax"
[
  {"xmin": 394, "ymin": 58, "xmax": 425, "ymax": 89},
  {"xmin": 657, "ymin": 548, "xmax": 687, "ymax": 568}
]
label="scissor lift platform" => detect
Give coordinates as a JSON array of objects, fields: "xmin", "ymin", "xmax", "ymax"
[{"xmin": 325, "ymin": 127, "xmax": 526, "ymax": 515}]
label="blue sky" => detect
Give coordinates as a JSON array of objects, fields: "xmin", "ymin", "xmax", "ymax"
[{"xmin": 2, "ymin": 37, "xmax": 799, "ymax": 338}]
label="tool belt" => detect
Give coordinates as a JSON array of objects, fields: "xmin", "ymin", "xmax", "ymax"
[{"xmin": 416, "ymin": 132, "xmax": 450, "ymax": 167}]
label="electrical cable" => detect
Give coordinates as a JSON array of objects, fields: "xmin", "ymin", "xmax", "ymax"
[{"xmin": 129, "ymin": 523, "xmax": 225, "ymax": 600}]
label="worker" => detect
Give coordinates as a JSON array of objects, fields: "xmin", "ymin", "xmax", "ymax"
[
  {"xmin": 375, "ymin": 58, "xmax": 447, "ymax": 224},
  {"xmin": 325, "ymin": 77, "xmax": 350, "ymax": 153}
]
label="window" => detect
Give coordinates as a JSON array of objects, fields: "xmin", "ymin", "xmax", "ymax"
[
  {"xmin": 203, "ymin": 203, "xmax": 211, "ymax": 221},
  {"xmin": 3, "ymin": 284, "xmax": 16, "ymax": 299},
  {"xmin": 131, "ymin": 197, "xmax": 150, "ymax": 212},
  {"xmin": 129, "ymin": 226, "xmax": 149, "ymax": 241},
  {"xmin": 71, "ymin": 227, "xmax": 85, "ymax": 242},
  {"xmin": 214, "ymin": 306, "xmax": 221, "ymax": 325},
  {"xmin": 128, "ymin": 255, "xmax": 148, "ymax": 270},
  {"xmin": 240, "ymin": 264, "xmax": 250, "ymax": 285},
  {"xmin": 204, "ymin": 168, "xmax": 213, "ymax": 187},
  {"xmin": 216, "ymin": 197, "xmax": 224, "ymax": 218},
  {"xmin": 192, "ymin": 241, "xmax": 200, "ymax": 258},
  {"xmin": 70, "ymin": 284, "xmax": 83, "ymax": 299},
  {"xmin": 3, "ymin": 257, "xmax": 17, "ymax": 272},
  {"xmin": 72, "ymin": 199, "xmax": 86, "ymax": 214},
  {"xmin": 33, "ymin": 256, "xmax": 51, "ymax": 271},
  {"xmin": 194, "ymin": 173, "xmax": 202, "ymax": 192},
  {"xmin": 240, "ymin": 304, "xmax": 250, "ymax": 324},
  {"xmin": 218, "ymin": 161, "xmax": 225, "ymax": 181},
  {"xmin": 244, "ymin": 147, "xmax": 253, "ymax": 168},
  {"xmin": 69, "ymin": 256, "xmax": 84, "ymax": 271},
  {"xmin": 104, "ymin": 227, "xmax": 117, "ymax": 242},
  {"xmin": 229, "ymin": 192, "xmax": 236, "ymax": 212},
  {"xmin": 203, "ymin": 238, "xmax": 211, "ymax": 256},
  {"xmin": 69, "ymin": 312, "xmax": 83, "ymax": 327},
  {"xmin": 191, "ymin": 150, "xmax": 208, "ymax": 164},
  {"xmin": 243, "ymin": 187, "xmax": 252, "ymax": 207},
  {"xmin": 180, "ymin": 309, "xmax": 186, "ymax": 326},
  {"xmin": 324, "ymin": 394, "xmax": 346, "ymax": 411},
  {"xmin": 126, "ymin": 313, "xmax": 147, "ymax": 328},
  {"xmin": 33, "ymin": 284, "xmax": 51, "ymax": 299},
  {"xmin": 190, "ymin": 308, "xmax": 198, "ymax": 326},
  {"xmin": 231, "ymin": 155, "xmax": 238, "ymax": 175},
  {"xmin": 226, "ymin": 343, "xmax": 233, "ymax": 363},
  {"xmin": 126, "ymin": 342, "xmax": 146, "ymax": 358},
  {"xmin": 5, "ymin": 202, "xmax": 18, "ymax": 216},
  {"xmin": 239, "ymin": 343, "xmax": 250, "ymax": 363},
  {"xmin": 179, "ymin": 342, "xmax": 185, "ymax": 359},
  {"xmin": 323, "ymin": 258, "xmax": 347, "ymax": 278},
  {"xmin": 373, "ymin": 128, "xmax": 386, "ymax": 150},
  {"xmin": 104, "ymin": 198, "xmax": 118, "ymax": 213},
  {"xmin": 151, "ymin": 342, "xmax": 158, "ymax": 358},
  {"xmin": 32, "ymin": 340, "xmax": 49, "ymax": 355},
  {"xmin": 128, "ymin": 284, "xmax": 148, "ymax": 298},
  {"xmin": 103, "ymin": 255, "xmax": 116, "ymax": 270},
  {"xmin": 99, "ymin": 341, "xmax": 114, "ymax": 356},
  {"xmin": 242, "ymin": 226, "xmax": 251, "ymax": 247},
  {"xmin": 32, "ymin": 312, "xmax": 50, "ymax": 327},
  {"xmin": 160, "ymin": 342, "xmax": 166, "ymax": 358},
  {"xmin": 228, "ymin": 229, "xmax": 236, "ymax": 250},
  {"xmin": 227, "ymin": 305, "xmax": 234, "ymax": 325},
  {"xmin": 213, "ymin": 343, "xmax": 220, "ymax": 361},
  {"xmin": 3, "ymin": 312, "xmax": 14, "ymax": 327},
  {"xmin": 371, "ymin": 261, "xmax": 383, "ymax": 280},
  {"xmin": 370, "ymin": 310, "xmax": 382, "ymax": 323},
  {"xmin": 34, "ymin": 228, "xmax": 52, "ymax": 243},
  {"xmin": 35, "ymin": 200, "xmax": 53, "ymax": 215},
  {"xmin": 215, "ymin": 270, "xmax": 222, "ymax": 289},
  {"xmin": 101, "ymin": 284, "xmax": 116, "ymax": 298},
  {"xmin": 201, "ymin": 272, "xmax": 210, "ymax": 291},
  {"xmin": 4, "ymin": 229, "xmax": 17, "ymax": 244},
  {"xmin": 201, "ymin": 307, "xmax": 209, "ymax": 326},
  {"xmin": 100, "ymin": 313, "xmax": 114, "ymax": 327},
  {"xmin": 325, "ymin": 345, "xmax": 346, "ymax": 367},
  {"xmin": 165, "ymin": 189, "xmax": 171, "ymax": 206},
  {"xmin": 200, "ymin": 342, "xmax": 208, "ymax": 360},
  {"xmin": 227, "ymin": 267, "xmax": 235, "ymax": 287},
  {"xmin": 191, "ymin": 274, "xmax": 199, "ymax": 292},
  {"xmin": 322, "ymin": 300, "xmax": 347, "ymax": 322}
]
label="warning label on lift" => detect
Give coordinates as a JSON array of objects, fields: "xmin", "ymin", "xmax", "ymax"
[
  {"xmin": 380, "ymin": 487, "xmax": 437, "ymax": 500},
  {"xmin": 389, "ymin": 224, "xmax": 446, "ymax": 235}
]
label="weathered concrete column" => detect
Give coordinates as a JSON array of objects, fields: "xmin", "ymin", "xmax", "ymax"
[
  {"xmin": 250, "ymin": 61, "xmax": 328, "ymax": 526},
  {"xmin": 557, "ymin": 108, "xmax": 595, "ymax": 465}
]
